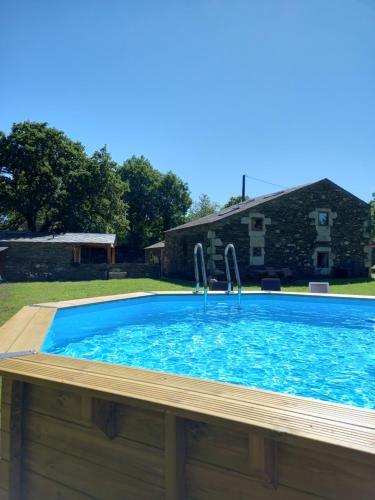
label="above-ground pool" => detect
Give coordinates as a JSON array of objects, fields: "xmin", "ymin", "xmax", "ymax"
[{"xmin": 42, "ymin": 293, "xmax": 375, "ymax": 409}]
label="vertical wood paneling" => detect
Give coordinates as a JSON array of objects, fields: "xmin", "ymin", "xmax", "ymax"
[
  {"xmin": 248, "ymin": 433, "xmax": 278, "ymax": 487},
  {"xmin": 165, "ymin": 411, "xmax": 185, "ymax": 500},
  {"xmin": 0, "ymin": 378, "xmax": 24, "ymax": 500}
]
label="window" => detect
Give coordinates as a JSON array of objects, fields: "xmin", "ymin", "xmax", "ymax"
[
  {"xmin": 252, "ymin": 247, "xmax": 262, "ymax": 257},
  {"xmin": 317, "ymin": 251, "xmax": 329, "ymax": 268},
  {"xmin": 81, "ymin": 247, "xmax": 107, "ymax": 264},
  {"xmin": 318, "ymin": 211, "xmax": 329, "ymax": 226},
  {"xmin": 251, "ymin": 217, "xmax": 264, "ymax": 231}
]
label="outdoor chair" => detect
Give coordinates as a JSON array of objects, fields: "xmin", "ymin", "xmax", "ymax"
[
  {"xmin": 261, "ymin": 278, "xmax": 281, "ymax": 291},
  {"xmin": 308, "ymin": 282, "xmax": 330, "ymax": 294}
]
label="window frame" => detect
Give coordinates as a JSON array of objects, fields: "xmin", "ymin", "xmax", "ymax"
[
  {"xmin": 251, "ymin": 217, "xmax": 264, "ymax": 232},
  {"xmin": 252, "ymin": 247, "xmax": 263, "ymax": 257},
  {"xmin": 318, "ymin": 211, "xmax": 329, "ymax": 227},
  {"xmin": 317, "ymin": 251, "xmax": 330, "ymax": 269}
]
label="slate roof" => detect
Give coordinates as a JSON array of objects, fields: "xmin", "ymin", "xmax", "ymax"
[
  {"xmin": 0, "ymin": 232, "xmax": 116, "ymax": 245},
  {"xmin": 144, "ymin": 241, "xmax": 165, "ymax": 250},
  {"xmin": 167, "ymin": 180, "xmax": 321, "ymax": 232}
]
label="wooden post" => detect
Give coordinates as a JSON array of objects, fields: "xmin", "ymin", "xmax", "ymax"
[
  {"xmin": 91, "ymin": 398, "xmax": 117, "ymax": 439},
  {"xmin": 165, "ymin": 411, "xmax": 185, "ymax": 500},
  {"xmin": 248, "ymin": 433, "xmax": 277, "ymax": 487},
  {"xmin": 0, "ymin": 378, "xmax": 25, "ymax": 499},
  {"xmin": 111, "ymin": 246, "xmax": 116, "ymax": 265},
  {"xmin": 73, "ymin": 246, "xmax": 81, "ymax": 264}
]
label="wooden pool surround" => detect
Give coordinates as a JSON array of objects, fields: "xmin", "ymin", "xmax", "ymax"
[{"xmin": 0, "ymin": 291, "xmax": 375, "ymax": 499}]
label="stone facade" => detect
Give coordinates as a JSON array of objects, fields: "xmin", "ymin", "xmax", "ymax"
[
  {"xmin": 0, "ymin": 242, "xmax": 111, "ymax": 282},
  {"xmin": 0, "ymin": 241, "xmax": 161, "ymax": 282},
  {"xmin": 164, "ymin": 179, "xmax": 371, "ymax": 280}
]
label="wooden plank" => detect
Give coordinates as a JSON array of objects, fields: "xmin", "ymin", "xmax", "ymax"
[
  {"xmin": 22, "ymin": 353, "xmax": 375, "ymax": 430},
  {"xmin": 36, "ymin": 291, "xmax": 155, "ymax": 308},
  {"xmin": 0, "ymin": 379, "xmax": 24, "ymax": 500},
  {"xmin": 0, "ymin": 307, "xmax": 39, "ymax": 352},
  {"xmin": 185, "ymin": 460, "xmax": 324, "ymax": 500},
  {"xmin": 278, "ymin": 442, "xmax": 375, "ymax": 500},
  {"xmin": 2, "ymin": 358, "xmax": 375, "ymax": 455},
  {"xmin": 186, "ymin": 419, "xmax": 249, "ymax": 475},
  {"xmin": 91, "ymin": 398, "xmax": 117, "ymax": 439},
  {"xmin": 24, "ymin": 441, "xmax": 164, "ymax": 500},
  {"xmin": 0, "ymin": 461, "xmax": 9, "ymax": 491},
  {"xmin": 165, "ymin": 411, "xmax": 185, "ymax": 500},
  {"xmin": 0, "ymin": 488, "xmax": 9, "ymax": 500},
  {"xmin": 23, "ymin": 471, "xmax": 94, "ymax": 500},
  {"xmin": 116, "ymin": 404, "xmax": 165, "ymax": 449},
  {"xmin": 24, "ymin": 411, "xmax": 164, "ymax": 488},
  {"xmin": 248, "ymin": 433, "xmax": 277, "ymax": 487},
  {"xmin": 8, "ymin": 307, "xmax": 55, "ymax": 352},
  {"xmin": 25, "ymin": 383, "xmax": 88, "ymax": 426}
]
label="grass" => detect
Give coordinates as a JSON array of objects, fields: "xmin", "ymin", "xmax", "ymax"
[{"xmin": 0, "ymin": 276, "xmax": 374, "ymax": 327}]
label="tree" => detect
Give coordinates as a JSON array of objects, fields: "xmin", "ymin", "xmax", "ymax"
[
  {"xmin": 158, "ymin": 171, "xmax": 191, "ymax": 232},
  {"xmin": 118, "ymin": 156, "xmax": 161, "ymax": 258},
  {"xmin": 371, "ymin": 193, "xmax": 375, "ymax": 240},
  {"xmin": 186, "ymin": 194, "xmax": 220, "ymax": 221},
  {"xmin": 0, "ymin": 122, "xmax": 128, "ymax": 235},
  {"xmin": 118, "ymin": 156, "xmax": 191, "ymax": 259},
  {"xmin": 223, "ymin": 195, "xmax": 250, "ymax": 208}
]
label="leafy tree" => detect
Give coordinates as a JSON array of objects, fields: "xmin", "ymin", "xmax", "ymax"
[
  {"xmin": 118, "ymin": 156, "xmax": 161, "ymax": 258},
  {"xmin": 158, "ymin": 171, "xmax": 191, "ymax": 232},
  {"xmin": 186, "ymin": 194, "xmax": 220, "ymax": 221},
  {"xmin": 223, "ymin": 195, "xmax": 250, "ymax": 208},
  {"xmin": 0, "ymin": 122, "xmax": 128, "ymax": 235},
  {"xmin": 371, "ymin": 193, "xmax": 375, "ymax": 240},
  {"xmin": 118, "ymin": 156, "xmax": 191, "ymax": 259}
]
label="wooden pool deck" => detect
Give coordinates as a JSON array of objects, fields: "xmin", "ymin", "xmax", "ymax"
[{"xmin": 0, "ymin": 291, "xmax": 375, "ymax": 499}]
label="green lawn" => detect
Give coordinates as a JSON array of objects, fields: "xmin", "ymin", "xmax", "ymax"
[{"xmin": 0, "ymin": 276, "xmax": 374, "ymax": 327}]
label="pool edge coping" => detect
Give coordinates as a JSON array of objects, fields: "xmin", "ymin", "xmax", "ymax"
[{"xmin": 1, "ymin": 290, "xmax": 375, "ymax": 456}]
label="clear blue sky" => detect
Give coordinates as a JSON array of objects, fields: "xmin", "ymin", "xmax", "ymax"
[{"xmin": 1, "ymin": 0, "xmax": 374, "ymax": 204}]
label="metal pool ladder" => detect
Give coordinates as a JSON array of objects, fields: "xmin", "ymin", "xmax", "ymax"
[
  {"xmin": 193, "ymin": 243, "xmax": 208, "ymax": 307},
  {"xmin": 224, "ymin": 243, "xmax": 242, "ymax": 307}
]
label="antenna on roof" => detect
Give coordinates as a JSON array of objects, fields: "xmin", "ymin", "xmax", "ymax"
[{"xmin": 242, "ymin": 174, "xmax": 246, "ymax": 202}]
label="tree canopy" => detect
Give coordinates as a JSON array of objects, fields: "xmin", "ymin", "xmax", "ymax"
[
  {"xmin": 371, "ymin": 193, "xmax": 375, "ymax": 240},
  {"xmin": 186, "ymin": 193, "xmax": 220, "ymax": 221},
  {"xmin": 118, "ymin": 156, "xmax": 191, "ymax": 258},
  {"xmin": 0, "ymin": 122, "xmax": 193, "ymax": 259},
  {"xmin": 223, "ymin": 195, "xmax": 250, "ymax": 208},
  {"xmin": 0, "ymin": 122, "xmax": 128, "ymax": 236}
]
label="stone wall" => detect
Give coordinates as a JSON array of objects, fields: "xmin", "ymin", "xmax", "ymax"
[
  {"xmin": 121, "ymin": 262, "xmax": 160, "ymax": 278},
  {"xmin": 0, "ymin": 242, "xmax": 111, "ymax": 282},
  {"xmin": 0, "ymin": 243, "xmax": 162, "ymax": 282},
  {"xmin": 164, "ymin": 180, "xmax": 371, "ymax": 280}
]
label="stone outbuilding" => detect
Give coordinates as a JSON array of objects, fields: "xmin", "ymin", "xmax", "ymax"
[
  {"xmin": 164, "ymin": 179, "xmax": 372, "ymax": 280},
  {"xmin": 144, "ymin": 241, "xmax": 165, "ymax": 275},
  {"xmin": 0, "ymin": 232, "xmax": 117, "ymax": 282}
]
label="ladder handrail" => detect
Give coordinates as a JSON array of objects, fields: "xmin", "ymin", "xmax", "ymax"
[
  {"xmin": 224, "ymin": 243, "xmax": 242, "ymax": 293},
  {"xmin": 194, "ymin": 243, "xmax": 208, "ymax": 293}
]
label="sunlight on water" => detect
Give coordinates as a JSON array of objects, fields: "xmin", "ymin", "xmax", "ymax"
[{"xmin": 42, "ymin": 294, "xmax": 375, "ymax": 409}]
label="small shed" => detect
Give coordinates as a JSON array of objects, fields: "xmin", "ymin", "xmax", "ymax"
[
  {"xmin": 145, "ymin": 241, "xmax": 165, "ymax": 274},
  {"xmin": 0, "ymin": 232, "xmax": 117, "ymax": 282}
]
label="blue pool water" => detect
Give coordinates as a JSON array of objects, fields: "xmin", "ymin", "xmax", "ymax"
[{"xmin": 42, "ymin": 294, "xmax": 375, "ymax": 409}]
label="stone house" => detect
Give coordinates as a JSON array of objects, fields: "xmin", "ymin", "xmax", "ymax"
[
  {"xmin": 0, "ymin": 232, "xmax": 117, "ymax": 282},
  {"xmin": 164, "ymin": 179, "xmax": 372, "ymax": 280},
  {"xmin": 144, "ymin": 241, "xmax": 165, "ymax": 275}
]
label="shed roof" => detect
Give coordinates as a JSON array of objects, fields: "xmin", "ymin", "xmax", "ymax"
[
  {"xmin": 144, "ymin": 241, "xmax": 165, "ymax": 250},
  {"xmin": 166, "ymin": 178, "xmax": 368, "ymax": 232},
  {"xmin": 0, "ymin": 232, "xmax": 116, "ymax": 245}
]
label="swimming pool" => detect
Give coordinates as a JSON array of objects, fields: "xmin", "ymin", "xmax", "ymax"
[{"xmin": 41, "ymin": 293, "xmax": 375, "ymax": 409}]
